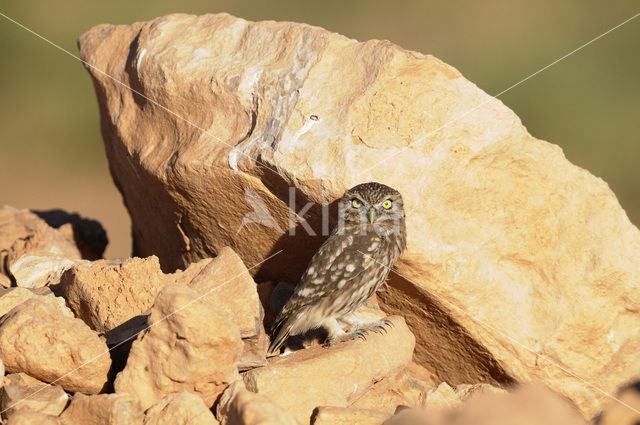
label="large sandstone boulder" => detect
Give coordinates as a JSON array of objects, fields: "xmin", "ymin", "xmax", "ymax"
[
  {"xmin": 78, "ymin": 13, "xmax": 640, "ymax": 417},
  {"xmin": 0, "ymin": 298, "xmax": 111, "ymax": 394},
  {"xmin": 114, "ymin": 283, "xmax": 243, "ymax": 409}
]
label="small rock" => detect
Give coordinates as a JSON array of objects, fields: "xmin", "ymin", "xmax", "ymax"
[
  {"xmin": 114, "ymin": 283, "xmax": 243, "ymax": 409},
  {"xmin": 423, "ymin": 383, "xmax": 460, "ymax": 411},
  {"xmin": 60, "ymin": 393, "xmax": 144, "ymax": 425},
  {"xmin": 0, "ymin": 274, "xmax": 10, "ymax": 288},
  {"xmin": 0, "ymin": 298, "xmax": 111, "ymax": 394},
  {"xmin": 0, "ymin": 287, "xmax": 73, "ymax": 318},
  {"xmin": 59, "ymin": 256, "xmax": 167, "ymax": 333},
  {"xmin": 0, "ymin": 380, "xmax": 68, "ymax": 419},
  {"xmin": 9, "ymin": 255, "xmax": 86, "ymax": 289},
  {"xmin": 30, "ymin": 209, "xmax": 108, "ymax": 260},
  {"xmin": 144, "ymin": 392, "xmax": 219, "ymax": 425},
  {"xmin": 0, "ymin": 206, "xmax": 106, "ymax": 284},
  {"xmin": 216, "ymin": 381, "xmax": 299, "ymax": 425},
  {"xmin": 243, "ymin": 316, "xmax": 415, "ymax": 423},
  {"xmin": 5, "ymin": 407, "xmax": 63, "ymax": 425},
  {"xmin": 188, "ymin": 247, "xmax": 266, "ymax": 369},
  {"xmin": 597, "ymin": 380, "xmax": 640, "ymax": 425},
  {"xmin": 312, "ymin": 406, "xmax": 389, "ymax": 425},
  {"xmin": 189, "ymin": 247, "xmax": 262, "ymax": 339},
  {"xmin": 349, "ymin": 366, "xmax": 432, "ymax": 414},
  {"xmin": 3, "ymin": 372, "xmax": 50, "ymax": 387}
]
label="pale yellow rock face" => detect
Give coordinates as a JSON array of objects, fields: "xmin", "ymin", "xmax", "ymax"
[
  {"xmin": 143, "ymin": 392, "xmax": 219, "ymax": 425},
  {"xmin": 0, "ymin": 299, "xmax": 110, "ymax": 394},
  {"xmin": 60, "ymin": 393, "xmax": 144, "ymax": 425},
  {"xmin": 114, "ymin": 283, "xmax": 243, "ymax": 409},
  {"xmin": 216, "ymin": 381, "xmax": 300, "ymax": 425},
  {"xmin": 243, "ymin": 316, "xmax": 414, "ymax": 423},
  {"xmin": 78, "ymin": 13, "xmax": 640, "ymax": 418}
]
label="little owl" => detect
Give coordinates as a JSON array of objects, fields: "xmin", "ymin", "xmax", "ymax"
[{"xmin": 268, "ymin": 182, "xmax": 407, "ymax": 354}]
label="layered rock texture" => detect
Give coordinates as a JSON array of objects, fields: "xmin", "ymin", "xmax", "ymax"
[{"xmin": 77, "ymin": 12, "xmax": 640, "ymax": 418}]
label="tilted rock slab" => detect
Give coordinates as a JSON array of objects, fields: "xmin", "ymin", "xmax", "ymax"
[
  {"xmin": 114, "ymin": 283, "xmax": 243, "ymax": 409},
  {"xmin": 144, "ymin": 392, "xmax": 219, "ymax": 425},
  {"xmin": 0, "ymin": 298, "xmax": 110, "ymax": 394},
  {"xmin": 79, "ymin": 13, "xmax": 640, "ymax": 417},
  {"xmin": 243, "ymin": 316, "xmax": 414, "ymax": 423}
]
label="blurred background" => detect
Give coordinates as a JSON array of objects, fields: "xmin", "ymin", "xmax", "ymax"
[{"xmin": 1, "ymin": 1, "xmax": 638, "ymax": 259}]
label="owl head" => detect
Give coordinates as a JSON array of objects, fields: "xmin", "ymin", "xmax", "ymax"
[{"xmin": 337, "ymin": 182, "xmax": 406, "ymax": 236}]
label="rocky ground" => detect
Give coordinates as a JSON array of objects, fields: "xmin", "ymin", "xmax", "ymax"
[
  {"xmin": 1, "ymin": 11, "xmax": 640, "ymax": 425},
  {"xmin": 0, "ymin": 206, "xmax": 638, "ymax": 424}
]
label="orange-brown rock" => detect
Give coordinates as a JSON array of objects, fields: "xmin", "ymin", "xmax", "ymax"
[
  {"xmin": 0, "ymin": 287, "xmax": 73, "ymax": 318},
  {"xmin": 243, "ymin": 316, "xmax": 414, "ymax": 423},
  {"xmin": 0, "ymin": 298, "xmax": 110, "ymax": 394},
  {"xmin": 114, "ymin": 283, "xmax": 243, "ymax": 409},
  {"xmin": 60, "ymin": 249, "xmax": 265, "ymax": 370},
  {"xmin": 312, "ymin": 406, "xmax": 389, "ymax": 425},
  {"xmin": 216, "ymin": 381, "xmax": 299, "ymax": 425},
  {"xmin": 78, "ymin": 13, "xmax": 640, "ymax": 417},
  {"xmin": 0, "ymin": 378, "xmax": 68, "ymax": 419},
  {"xmin": 189, "ymin": 247, "xmax": 262, "ymax": 339},
  {"xmin": 188, "ymin": 247, "xmax": 267, "ymax": 369},
  {"xmin": 59, "ymin": 256, "xmax": 167, "ymax": 332},
  {"xmin": 349, "ymin": 366, "xmax": 432, "ymax": 414},
  {"xmin": 144, "ymin": 392, "xmax": 219, "ymax": 425},
  {"xmin": 60, "ymin": 393, "xmax": 144, "ymax": 425},
  {"xmin": 0, "ymin": 206, "xmax": 106, "ymax": 287},
  {"xmin": 5, "ymin": 408, "xmax": 63, "ymax": 425}
]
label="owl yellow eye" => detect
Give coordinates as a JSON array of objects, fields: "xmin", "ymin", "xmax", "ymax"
[
  {"xmin": 382, "ymin": 199, "xmax": 392, "ymax": 209},
  {"xmin": 351, "ymin": 199, "xmax": 362, "ymax": 208}
]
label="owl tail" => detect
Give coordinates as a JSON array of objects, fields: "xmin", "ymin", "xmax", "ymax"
[{"xmin": 268, "ymin": 316, "xmax": 292, "ymax": 355}]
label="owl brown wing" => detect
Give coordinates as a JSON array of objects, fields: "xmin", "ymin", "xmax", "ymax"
[{"xmin": 281, "ymin": 231, "xmax": 381, "ymax": 316}]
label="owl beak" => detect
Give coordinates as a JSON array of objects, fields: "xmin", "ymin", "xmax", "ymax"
[{"xmin": 367, "ymin": 208, "xmax": 377, "ymax": 224}]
